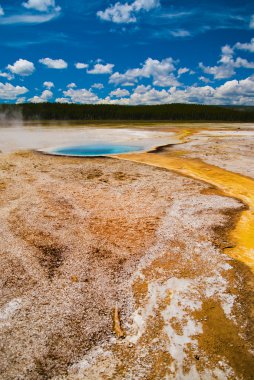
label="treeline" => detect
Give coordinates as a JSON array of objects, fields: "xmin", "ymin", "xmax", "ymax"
[{"xmin": 1, "ymin": 103, "xmax": 254, "ymax": 121}]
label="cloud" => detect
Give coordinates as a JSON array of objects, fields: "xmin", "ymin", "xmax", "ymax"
[
  {"xmin": 0, "ymin": 4, "xmax": 60, "ymax": 25},
  {"xmin": 199, "ymin": 45, "xmax": 236, "ymax": 79},
  {"xmin": 170, "ymin": 29, "xmax": 190, "ymax": 38},
  {"xmin": 87, "ymin": 63, "xmax": 115, "ymax": 74},
  {"xmin": 91, "ymin": 83, "xmax": 104, "ymax": 89},
  {"xmin": 29, "ymin": 89, "xmax": 53, "ymax": 103},
  {"xmin": 0, "ymin": 82, "xmax": 29, "ymax": 100},
  {"xmin": 63, "ymin": 88, "xmax": 99, "ymax": 103},
  {"xmin": 199, "ymin": 44, "xmax": 254, "ymax": 79},
  {"xmin": 100, "ymin": 84, "xmax": 170, "ymax": 105},
  {"xmin": 178, "ymin": 67, "xmax": 189, "ymax": 76},
  {"xmin": 0, "ymin": 72, "xmax": 13, "ymax": 81},
  {"xmin": 39, "ymin": 58, "xmax": 68, "ymax": 69},
  {"xmin": 129, "ymin": 85, "xmax": 170, "ymax": 104},
  {"xmin": 235, "ymin": 38, "xmax": 254, "ymax": 53},
  {"xmin": 215, "ymin": 76, "xmax": 254, "ymax": 100},
  {"xmin": 109, "ymin": 57, "xmax": 179, "ymax": 87},
  {"xmin": 7, "ymin": 59, "xmax": 35, "ymax": 76},
  {"xmin": 221, "ymin": 44, "xmax": 234, "ymax": 56},
  {"xmin": 0, "ymin": 13, "xmax": 58, "ymax": 25},
  {"xmin": 103, "ymin": 75, "xmax": 254, "ymax": 105},
  {"xmin": 75, "ymin": 63, "xmax": 88, "ymax": 69},
  {"xmin": 22, "ymin": 0, "xmax": 61, "ymax": 13},
  {"xmin": 53, "ymin": 72, "xmax": 254, "ymax": 106},
  {"xmin": 97, "ymin": 2, "xmax": 137, "ymax": 24},
  {"xmin": 234, "ymin": 57, "xmax": 254, "ymax": 69},
  {"xmin": 199, "ymin": 76, "xmax": 212, "ymax": 83},
  {"xmin": 199, "ymin": 62, "xmax": 235, "ymax": 79},
  {"xmin": 97, "ymin": 0, "xmax": 160, "ymax": 24},
  {"xmin": 67, "ymin": 83, "xmax": 77, "ymax": 88},
  {"xmin": 16, "ymin": 97, "xmax": 26, "ymax": 104},
  {"xmin": 110, "ymin": 88, "xmax": 130, "ymax": 97},
  {"xmin": 43, "ymin": 81, "xmax": 54, "ymax": 89},
  {"xmin": 56, "ymin": 97, "xmax": 72, "ymax": 104}
]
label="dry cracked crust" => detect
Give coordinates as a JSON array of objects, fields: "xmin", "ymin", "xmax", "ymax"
[{"xmin": 0, "ymin": 151, "xmax": 253, "ymax": 379}]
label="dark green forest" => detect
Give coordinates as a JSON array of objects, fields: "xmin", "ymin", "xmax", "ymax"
[{"xmin": 1, "ymin": 103, "xmax": 254, "ymax": 122}]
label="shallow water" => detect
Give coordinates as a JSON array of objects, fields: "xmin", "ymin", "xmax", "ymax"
[{"xmin": 49, "ymin": 144, "xmax": 144, "ymax": 156}]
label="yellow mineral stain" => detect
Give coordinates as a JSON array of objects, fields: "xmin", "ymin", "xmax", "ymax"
[
  {"xmin": 118, "ymin": 152, "xmax": 254, "ymax": 273},
  {"xmin": 177, "ymin": 128, "xmax": 197, "ymax": 142},
  {"xmin": 113, "ymin": 306, "xmax": 126, "ymax": 338}
]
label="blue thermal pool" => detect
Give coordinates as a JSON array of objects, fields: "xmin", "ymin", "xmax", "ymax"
[{"xmin": 48, "ymin": 144, "xmax": 144, "ymax": 156}]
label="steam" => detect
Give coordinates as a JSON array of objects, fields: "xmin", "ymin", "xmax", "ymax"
[{"xmin": 0, "ymin": 106, "xmax": 23, "ymax": 126}]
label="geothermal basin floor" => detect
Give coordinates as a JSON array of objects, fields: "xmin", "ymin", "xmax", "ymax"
[{"xmin": 0, "ymin": 123, "xmax": 254, "ymax": 379}]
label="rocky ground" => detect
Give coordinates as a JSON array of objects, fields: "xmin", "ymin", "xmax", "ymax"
[{"xmin": 0, "ymin": 124, "xmax": 254, "ymax": 379}]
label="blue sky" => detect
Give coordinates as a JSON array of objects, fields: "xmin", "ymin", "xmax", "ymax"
[{"xmin": 0, "ymin": 0, "xmax": 254, "ymax": 105}]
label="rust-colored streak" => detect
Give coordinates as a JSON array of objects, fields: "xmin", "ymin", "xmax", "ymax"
[{"xmin": 113, "ymin": 307, "xmax": 125, "ymax": 339}]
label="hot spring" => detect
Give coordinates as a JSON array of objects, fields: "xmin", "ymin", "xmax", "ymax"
[
  {"xmin": 45, "ymin": 144, "xmax": 144, "ymax": 157},
  {"xmin": 0, "ymin": 124, "xmax": 180, "ymax": 154}
]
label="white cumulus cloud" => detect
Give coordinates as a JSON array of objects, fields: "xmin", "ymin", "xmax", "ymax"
[
  {"xmin": 0, "ymin": 5, "xmax": 4, "ymax": 16},
  {"xmin": 234, "ymin": 38, "xmax": 254, "ymax": 53},
  {"xmin": 215, "ymin": 76, "xmax": 254, "ymax": 99},
  {"xmin": 43, "ymin": 81, "xmax": 54, "ymax": 88},
  {"xmin": 22, "ymin": 0, "xmax": 60, "ymax": 12},
  {"xmin": 29, "ymin": 89, "xmax": 53, "ymax": 103},
  {"xmin": 87, "ymin": 63, "xmax": 114, "ymax": 74},
  {"xmin": 199, "ymin": 62, "xmax": 235, "ymax": 79},
  {"xmin": 56, "ymin": 97, "xmax": 72, "ymax": 104},
  {"xmin": 75, "ymin": 63, "xmax": 88, "ymax": 69},
  {"xmin": 199, "ymin": 44, "xmax": 254, "ymax": 79},
  {"xmin": 54, "ymin": 73, "xmax": 254, "ymax": 106},
  {"xmin": 109, "ymin": 57, "xmax": 179, "ymax": 87},
  {"xmin": 97, "ymin": 0, "xmax": 160, "ymax": 24},
  {"xmin": 110, "ymin": 88, "xmax": 130, "ymax": 97},
  {"xmin": 178, "ymin": 67, "xmax": 189, "ymax": 76},
  {"xmin": 16, "ymin": 97, "xmax": 26, "ymax": 104},
  {"xmin": 91, "ymin": 83, "xmax": 104, "ymax": 89},
  {"xmin": 199, "ymin": 76, "xmax": 212, "ymax": 83},
  {"xmin": 39, "ymin": 58, "xmax": 68, "ymax": 69},
  {"xmin": 0, "ymin": 82, "xmax": 29, "ymax": 100},
  {"xmin": 0, "ymin": 71, "xmax": 13, "ymax": 81},
  {"xmin": 67, "ymin": 83, "xmax": 77, "ymax": 88},
  {"xmin": 103, "ymin": 75, "xmax": 254, "ymax": 105},
  {"xmin": 63, "ymin": 88, "xmax": 99, "ymax": 103},
  {"xmin": 7, "ymin": 59, "xmax": 35, "ymax": 76}
]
